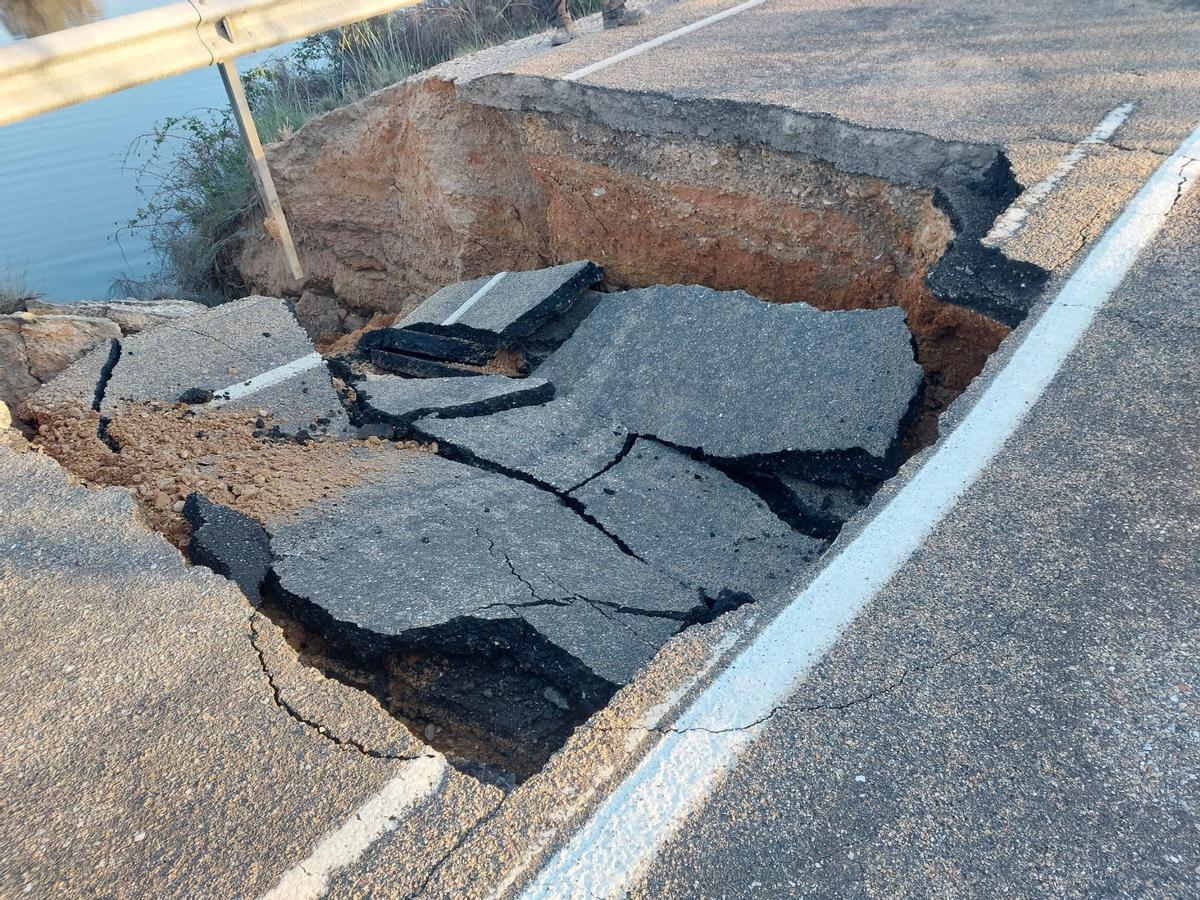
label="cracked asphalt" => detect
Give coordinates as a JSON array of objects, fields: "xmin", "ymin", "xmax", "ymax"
[
  {"xmin": 631, "ymin": 179, "xmax": 1200, "ymax": 898},
  {"xmin": 0, "ymin": 447, "xmax": 473, "ymax": 898},
  {"xmin": 3, "ymin": 0, "xmax": 1200, "ymax": 896}
]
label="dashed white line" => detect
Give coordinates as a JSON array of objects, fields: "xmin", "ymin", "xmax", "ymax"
[
  {"xmin": 443, "ymin": 271, "xmax": 507, "ymax": 325},
  {"xmin": 261, "ymin": 755, "xmax": 446, "ymax": 900},
  {"xmin": 563, "ymin": 0, "xmax": 768, "ymax": 82},
  {"xmin": 208, "ymin": 351, "xmax": 324, "ymax": 406},
  {"xmin": 985, "ymin": 101, "xmax": 1136, "ymax": 244},
  {"xmin": 519, "ymin": 118, "xmax": 1200, "ymax": 899}
]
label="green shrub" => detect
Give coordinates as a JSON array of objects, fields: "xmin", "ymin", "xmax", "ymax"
[
  {"xmin": 117, "ymin": 112, "xmax": 257, "ymax": 305},
  {"xmin": 117, "ymin": 0, "xmax": 597, "ymax": 305}
]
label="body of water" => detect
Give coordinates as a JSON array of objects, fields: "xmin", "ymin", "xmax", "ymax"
[{"xmin": 0, "ymin": 1, "xmax": 278, "ymax": 300}]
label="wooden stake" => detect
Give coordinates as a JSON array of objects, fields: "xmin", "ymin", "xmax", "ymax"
[{"xmin": 218, "ymin": 57, "xmax": 304, "ymax": 281}]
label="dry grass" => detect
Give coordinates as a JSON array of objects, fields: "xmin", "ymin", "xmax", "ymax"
[{"xmin": 0, "ymin": 259, "xmax": 38, "ymax": 314}]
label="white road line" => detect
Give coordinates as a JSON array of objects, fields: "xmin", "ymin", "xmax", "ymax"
[
  {"xmin": 520, "ymin": 121, "xmax": 1200, "ymax": 899},
  {"xmin": 563, "ymin": 0, "xmax": 768, "ymax": 82},
  {"xmin": 261, "ymin": 755, "xmax": 446, "ymax": 900},
  {"xmin": 443, "ymin": 271, "xmax": 507, "ymax": 325},
  {"xmin": 985, "ymin": 102, "xmax": 1136, "ymax": 244},
  {"xmin": 487, "ymin": 628, "xmax": 745, "ymax": 900},
  {"xmin": 208, "ymin": 351, "xmax": 325, "ymax": 406}
]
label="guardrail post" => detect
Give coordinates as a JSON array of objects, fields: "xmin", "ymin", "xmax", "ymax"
[{"xmin": 218, "ymin": 56, "xmax": 305, "ymax": 281}]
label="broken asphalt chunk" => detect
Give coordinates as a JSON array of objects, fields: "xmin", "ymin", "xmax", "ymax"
[
  {"xmin": 183, "ymin": 493, "xmax": 272, "ymax": 604},
  {"xmin": 572, "ymin": 439, "xmax": 825, "ymax": 600},
  {"xmin": 366, "ymin": 349, "xmax": 485, "ymax": 379},
  {"xmin": 414, "ymin": 396, "xmax": 628, "ymax": 493},
  {"xmin": 536, "ymin": 285, "xmax": 924, "ymax": 479},
  {"xmin": 358, "ymin": 327, "xmax": 494, "ymax": 366},
  {"xmin": 397, "ymin": 261, "xmax": 602, "ymax": 352},
  {"xmin": 357, "ymin": 374, "xmax": 554, "ymax": 429},
  {"xmin": 178, "ymin": 387, "xmax": 214, "ymax": 405},
  {"xmin": 268, "ymin": 454, "xmax": 702, "ymax": 691},
  {"xmin": 100, "ymin": 297, "xmax": 351, "ymax": 438}
]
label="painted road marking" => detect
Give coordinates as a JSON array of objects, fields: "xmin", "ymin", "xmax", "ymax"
[
  {"xmin": 486, "ymin": 628, "xmax": 746, "ymax": 900},
  {"xmin": 208, "ymin": 351, "xmax": 325, "ymax": 406},
  {"xmin": 261, "ymin": 755, "xmax": 446, "ymax": 900},
  {"xmin": 443, "ymin": 271, "xmax": 507, "ymax": 325},
  {"xmin": 985, "ymin": 102, "xmax": 1136, "ymax": 244},
  {"xmin": 563, "ymin": 0, "xmax": 768, "ymax": 82},
  {"xmin": 520, "ymin": 121, "xmax": 1200, "ymax": 898}
]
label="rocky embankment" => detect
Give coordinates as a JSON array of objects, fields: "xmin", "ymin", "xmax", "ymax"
[{"xmin": 0, "ymin": 298, "xmax": 207, "ymax": 415}]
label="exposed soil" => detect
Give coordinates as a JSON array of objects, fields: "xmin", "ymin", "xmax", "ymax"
[
  {"xmin": 26, "ymin": 399, "xmax": 429, "ymax": 547},
  {"xmin": 238, "ymin": 78, "xmax": 549, "ymax": 313},
  {"xmin": 238, "ymin": 76, "xmax": 1009, "ymax": 448},
  {"xmin": 316, "ymin": 311, "xmax": 397, "ymax": 355},
  {"xmin": 260, "ymin": 589, "xmax": 584, "ymax": 786}
]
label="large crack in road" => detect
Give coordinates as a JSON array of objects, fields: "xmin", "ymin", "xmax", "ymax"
[
  {"xmin": 18, "ymin": 261, "xmax": 945, "ymax": 785},
  {"xmin": 14, "ymin": 82, "xmax": 1043, "ymax": 784}
]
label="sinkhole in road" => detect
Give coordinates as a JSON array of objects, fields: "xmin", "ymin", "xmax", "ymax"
[
  {"xmin": 237, "ymin": 76, "xmax": 1047, "ymax": 446},
  {"xmin": 24, "ymin": 78, "xmax": 1047, "ymax": 788}
]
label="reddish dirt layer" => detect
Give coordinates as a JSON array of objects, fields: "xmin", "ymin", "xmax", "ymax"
[
  {"xmin": 239, "ymin": 78, "xmax": 1007, "ymax": 450},
  {"xmin": 317, "ymin": 311, "xmax": 398, "ymax": 355},
  {"xmin": 26, "ymin": 400, "xmax": 429, "ymax": 548},
  {"xmin": 240, "ymin": 79, "xmax": 549, "ymax": 314}
]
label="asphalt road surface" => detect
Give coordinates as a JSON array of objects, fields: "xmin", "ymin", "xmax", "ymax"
[{"xmin": 2, "ymin": 0, "xmax": 1198, "ymax": 896}]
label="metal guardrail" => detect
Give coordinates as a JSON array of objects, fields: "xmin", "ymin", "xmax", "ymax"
[
  {"xmin": 0, "ymin": 0, "xmax": 427, "ymax": 278},
  {"xmin": 0, "ymin": 0, "xmax": 423, "ymax": 125}
]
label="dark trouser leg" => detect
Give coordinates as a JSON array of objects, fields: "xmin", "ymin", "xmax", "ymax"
[{"xmin": 542, "ymin": 0, "xmax": 572, "ymax": 27}]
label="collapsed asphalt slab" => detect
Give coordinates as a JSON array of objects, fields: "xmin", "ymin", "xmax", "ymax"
[
  {"xmin": 571, "ymin": 439, "xmax": 826, "ymax": 598},
  {"xmin": 414, "ymin": 285, "xmax": 924, "ymax": 491},
  {"xmin": 391, "ymin": 260, "xmax": 602, "ymax": 356},
  {"xmin": 99, "ymin": 296, "xmax": 351, "ymax": 439},
  {"xmin": 416, "ymin": 395, "xmax": 629, "ymax": 492},
  {"xmin": 267, "ymin": 453, "xmax": 699, "ymax": 692},
  {"xmin": 357, "ymin": 373, "xmax": 554, "ymax": 429},
  {"xmin": 534, "ymin": 285, "xmax": 924, "ymax": 473},
  {"xmin": 359, "ymin": 262, "xmax": 603, "ymax": 376}
]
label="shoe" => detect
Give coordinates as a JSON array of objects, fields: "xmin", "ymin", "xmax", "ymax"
[
  {"xmin": 550, "ymin": 16, "xmax": 577, "ymax": 45},
  {"xmin": 603, "ymin": 5, "xmax": 646, "ymax": 28}
]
